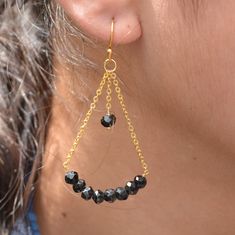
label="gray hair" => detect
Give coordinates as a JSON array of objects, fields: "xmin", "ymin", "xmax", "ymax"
[
  {"xmin": 0, "ymin": 0, "xmax": 96, "ymax": 233},
  {"xmin": 0, "ymin": 0, "xmax": 53, "ymax": 232}
]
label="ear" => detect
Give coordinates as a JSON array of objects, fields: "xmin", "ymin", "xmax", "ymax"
[{"xmin": 56, "ymin": 0, "xmax": 142, "ymax": 45}]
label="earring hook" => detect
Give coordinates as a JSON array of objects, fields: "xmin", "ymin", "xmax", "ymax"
[
  {"xmin": 109, "ymin": 18, "xmax": 114, "ymax": 49},
  {"xmin": 107, "ymin": 18, "xmax": 114, "ymax": 60}
]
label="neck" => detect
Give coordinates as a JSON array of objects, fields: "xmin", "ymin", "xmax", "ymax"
[{"xmin": 34, "ymin": 39, "xmax": 235, "ymax": 235}]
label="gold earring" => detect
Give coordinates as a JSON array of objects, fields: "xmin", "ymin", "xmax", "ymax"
[{"xmin": 63, "ymin": 18, "xmax": 149, "ymax": 204}]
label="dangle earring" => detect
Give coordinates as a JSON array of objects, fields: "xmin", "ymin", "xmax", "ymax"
[{"xmin": 63, "ymin": 18, "xmax": 149, "ymax": 204}]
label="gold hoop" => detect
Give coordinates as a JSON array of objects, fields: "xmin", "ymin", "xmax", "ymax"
[{"xmin": 104, "ymin": 58, "xmax": 117, "ymax": 73}]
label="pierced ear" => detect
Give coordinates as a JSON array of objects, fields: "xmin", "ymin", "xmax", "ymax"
[{"xmin": 57, "ymin": 0, "xmax": 142, "ymax": 45}]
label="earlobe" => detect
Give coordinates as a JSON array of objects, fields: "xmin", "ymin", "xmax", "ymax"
[{"xmin": 56, "ymin": 0, "xmax": 142, "ymax": 45}]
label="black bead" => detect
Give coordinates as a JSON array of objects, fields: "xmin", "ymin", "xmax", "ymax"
[
  {"xmin": 65, "ymin": 171, "xmax": 78, "ymax": 184},
  {"xmin": 81, "ymin": 186, "xmax": 94, "ymax": 200},
  {"xmin": 115, "ymin": 187, "xmax": 129, "ymax": 200},
  {"xmin": 125, "ymin": 181, "xmax": 139, "ymax": 195},
  {"xmin": 104, "ymin": 189, "xmax": 116, "ymax": 203},
  {"xmin": 134, "ymin": 175, "xmax": 147, "ymax": 189},
  {"xmin": 101, "ymin": 114, "xmax": 116, "ymax": 128},
  {"xmin": 92, "ymin": 190, "xmax": 105, "ymax": 204},
  {"xmin": 73, "ymin": 179, "xmax": 86, "ymax": 193}
]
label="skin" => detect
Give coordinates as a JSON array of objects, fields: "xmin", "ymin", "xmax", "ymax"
[{"xmin": 35, "ymin": 1, "xmax": 235, "ymax": 234}]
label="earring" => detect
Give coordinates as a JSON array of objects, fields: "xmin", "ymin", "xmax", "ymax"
[{"xmin": 63, "ymin": 18, "xmax": 149, "ymax": 204}]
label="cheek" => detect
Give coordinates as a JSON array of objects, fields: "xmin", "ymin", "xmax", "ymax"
[{"xmin": 141, "ymin": 1, "xmax": 235, "ymax": 153}]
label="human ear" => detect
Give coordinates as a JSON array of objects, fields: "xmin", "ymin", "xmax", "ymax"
[{"xmin": 56, "ymin": 0, "xmax": 142, "ymax": 44}]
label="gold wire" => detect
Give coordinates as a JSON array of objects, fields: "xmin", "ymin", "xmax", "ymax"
[
  {"xmin": 107, "ymin": 18, "xmax": 114, "ymax": 60},
  {"xmin": 109, "ymin": 18, "xmax": 114, "ymax": 49},
  {"xmin": 63, "ymin": 18, "xmax": 149, "ymax": 177}
]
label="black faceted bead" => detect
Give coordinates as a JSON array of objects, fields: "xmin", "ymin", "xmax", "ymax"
[
  {"xmin": 101, "ymin": 114, "xmax": 116, "ymax": 128},
  {"xmin": 125, "ymin": 181, "xmax": 139, "ymax": 195},
  {"xmin": 65, "ymin": 171, "xmax": 78, "ymax": 184},
  {"xmin": 92, "ymin": 190, "xmax": 105, "ymax": 204},
  {"xmin": 134, "ymin": 175, "xmax": 147, "ymax": 189},
  {"xmin": 104, "ymin": 189, "xmax": 116, "ymax": 203},
  {"xmin": 81, "ymin": 186, "xmax": 94, "ymax": 200},
  {"xmin": 115, "ymin": 187, "xmax": 129, "ymax": 200},
  {"xmin": 73, "ymin": 179, "xmax": 86, "ymax": 193}
]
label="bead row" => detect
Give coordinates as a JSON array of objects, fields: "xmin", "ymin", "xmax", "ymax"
[{"xmin": 65, "ymin": 171, "xmax": 147, "ymax": 204}]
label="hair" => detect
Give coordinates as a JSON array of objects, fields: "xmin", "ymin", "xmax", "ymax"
[
  {"xmin": 0, "ymin": 0, "xmax": 53, "ymax": 232},
  {"xmin": 0, "ymin": 0, "xmax": 97, "ymax": 233}
]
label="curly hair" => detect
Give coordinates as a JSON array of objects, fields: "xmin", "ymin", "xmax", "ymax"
[
  {"xmin": 0, "ymin": 0, "xmax": 99, "ymax": 232},
  {"xmin": 0, "ymin": 0, "xmax": 53, "ymax": 232}
]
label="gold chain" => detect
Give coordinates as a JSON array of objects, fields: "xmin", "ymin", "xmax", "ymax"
[
  {"xmin": 63, "ymin": 19, "xmax": 149, "ymax": 177},
  {"xmin": 112, "ymin": 74, "xmax": 149, "ymax": 176},
  {"xmin": 63, "ymin": 69, "xmax": 149, "ymax": 177},
  {"xmin": 105, "ymin": 75, "xmax": 112, "ymax": 114},
  {"xmin": 63, "ymin": 73, "xmax": 108, "ymax": 171}
]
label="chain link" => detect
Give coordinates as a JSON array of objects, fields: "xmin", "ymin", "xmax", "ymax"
[
  {"xmin": 63, "ymin": 62, "xmax": 149, "ymax": 177},
  {"xmin": 112, "ymin": 74, "xmax": 149, "ymax": 176},
  {"xmin": 63, "ymin": 73, "xmax": 108, "ymax": 171},
  {"xmin": 105, "ymin": 75, "xmax": 112, "ymax": 114}
]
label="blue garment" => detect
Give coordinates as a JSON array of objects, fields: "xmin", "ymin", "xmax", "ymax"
[
  {"xmin": 11, "ymin": 203, "xmax": 40, "ymax": 235},
  {"xmin": 26, "ymin": 206, "xmax": 40, "ymax": 235}
]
